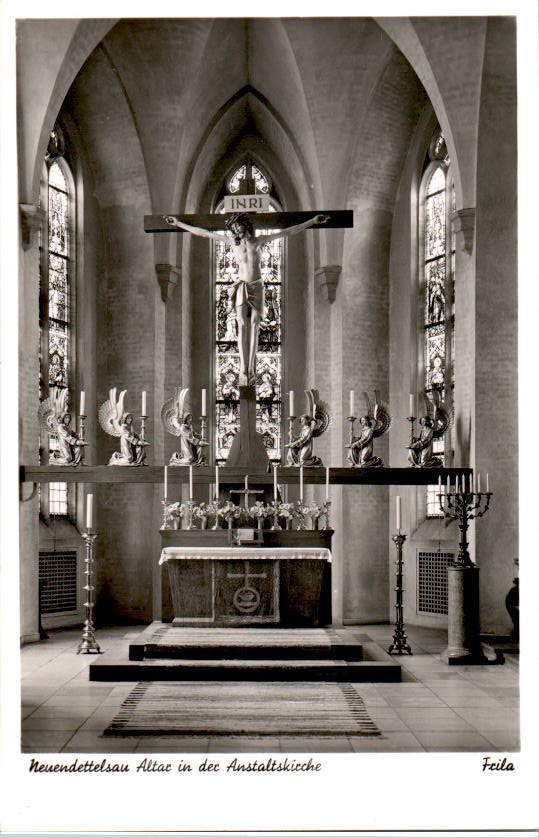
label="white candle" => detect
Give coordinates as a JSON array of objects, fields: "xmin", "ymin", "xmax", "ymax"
[
  {"xmin": 469, "ymin": 474, "xmax": 473, "ymax": 494},
  {"xmin": 141, "ymin": 391, "xmax": 147, "ymax": 416},
  {"xmin": 164, "ymin": 466, "xmax": 168, "ymax": 500},
  {"xmin": 80, "ymin": 390, "xmax": 86, "ymax": 416},
  {"xmin": 189, "ymin": 465, "xmax": 193, "ymax": 500},
  {"xmin": 300, "ymin": 466, "xmax": 303, "ymax": 501},
  {"xmin": 209, "ymin": 484, "xmax": 213, "ymax": 504},
  {"xmin": 86, "ymin": 494, "xmax": 93, "ymax": 531},
  {"xmin": 478, "ymin": 473, "xmax": 481, "ymax": 493},
  {"xmin": 289, "ymin": 390, "xmax": 295, "ymax": 417},
  {"xmin": 455, "ymin": 475, "xmax": 459, "ymax": 494},
  {"xmin": 409, "ymin": 394, "xmax": 414, "ymax": 417},
  {"xmin": 215, "ymin": 465, "xmax": 219, "ymax": 497},
  {"xmin": 486, "ymin": 473, "xmax": 489, "ymax": 493},
  {"xmin": 349, "ymin": 390, "xmax": 355, "ymax": 418},
  {"xmin": 325, "ymin": 466, "xmax": 329, "ymax": 501},
  {"xmin": 396, "ymin": 496, "xmax": 401, "ymax": 533},
  {"xmin": 446, "ymin": 475, "xmax": 450, "ymax": 494},
  {"xmin": 273, "ymin": 465, "xmax": 278, "ymax": 501},
  {"xmin": 201, "ymin": 389, "xmax": 207, "ymax": 417},
  {"xmin": 245, "ymin": 474, "xmax": 248, "ymax": 492}
]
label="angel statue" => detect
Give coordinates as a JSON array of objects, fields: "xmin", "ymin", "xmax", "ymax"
[
  {"xmin": 347, "ymin": 391, "xmax": 391, "ymax": 468},
  {"xmin": 38, "ymin": 388, "xmax": 86, "ymax": 466},
  {"xmin": 407, "ymin": 391, "xmax": 451, "ymax": 468},
  {"xmin": 161, "ymin": 387, "xmax": 208, "ymax": 466},
  {"xmin": 99, "ymin": 388, "xmax": 148, "ymax": 466},
  {"xmin": 285, "ymin": 389, "xmax": 330, "ymax": 468}
]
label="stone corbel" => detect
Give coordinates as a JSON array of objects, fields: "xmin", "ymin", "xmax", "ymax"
[
  {"xmin": 20, "ymin": 204, "xmax": 45, "ymax": 251},
  {"xmin": 315, "ymin": 264, "xmax": 341, "ymax": 303},
  {"xmin": 450, "ymin": 208, "xmax": 475, "ymax": 255},
  {"xmin": 155, "ymin": 263, "xmax": 181, "ymax": 302}
]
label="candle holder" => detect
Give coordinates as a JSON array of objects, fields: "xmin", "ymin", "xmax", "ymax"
[
  {"xmin": 388, "ymin": 533, "xmax": 412, "ymax": 656},
  {"xmin": 161, "ymin": 498, "xmax": 169, "ymax": 529},
  {"xmin": 288, "ymin": 415, "xmax": 296, "ymax": 451},
  {"xmin": 211, "ymin": 499, "xmax": 222, "ymax": 530},
  {"xmin": 78, "ymin": 413, "xmax": 87, "ymax": 465},
  {"xmin": 200, "ymin": 415, "xmax": 208, "ymax": 447},
  {"xmin": 77, "ymin": 532, "xmax": 101, "ymax": 655},
  {"xmin": 185, "ymin": 499, "xmax": 196, "ymax": 530},
  {"xmin": 347, "ymin": 415, "xmax": 356, "ymax": 449},
  {"xmin": 407, "ymin": 415, "xmax": 416, "ymax": 448},
  {"xmin": 269, "ymin": 500, "xmax": 282, "ymax": 530},
  {"xmin": 140, "ymin": 413, "xmax": 148, "ymax": 445},
  {"xmin": 323, "ymin": 500, "xmax": 331, "ymax": 530},
  {"xmin": 438, "ymin": 488, "xmax": 493, "ymax": 567}
]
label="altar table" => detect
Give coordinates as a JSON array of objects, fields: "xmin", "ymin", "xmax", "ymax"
[{"xmin": 159, "ymin": 546, "xmax": 332, "ymax": 627}]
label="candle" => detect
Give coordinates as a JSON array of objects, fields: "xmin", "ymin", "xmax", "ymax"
[
  {"xmin": 325, "ymin": 466, "xmax": 329, "ymax": 501},
  {"xmin": 215, "ymin": 465, "xmax": 219, "ymax": 498},
  {"xmin": 289, "ymin": 390, "xmax": 295, "ymax": 417},
  {"xmin": 446, "ymin": 475, "xmax": 450, "ymax": 494},
  {"xmin": 300, "ymin": 466, "xmax": 304, "ymax": 501},
  {"xmin": 273, "ymin": 465, "xmax": 278, "ymax": 501},
  {"xmin": 349, "ymin": 389, "xmax": 355, "ymax": 418},
  {"xmin": 455, "ymin": 475, "xmax": 459, "ymax": 494},
  {"xmin": 469, "ymin": 474, "xmax": 473, "ymax": 494},
  {"xmin": 164, "ymin": 465, "xmax": 168, "ymax": 500},
  {"xmin": 245, "ymin": 474, "xmax": 248, "ymax": 492},
  {"xmin": 478, "ymin": 473, "xmax": 481, "ymax": 493},
  {"xmin": 486, "ymin": 473, "xmax": 489, "ymax": 493},
  {"xmin": 201, "ymin": 389, "xmax": 207, "ymax": 417},
  {"xmin": 396, "ymin": 496, "xmax": 401, "ymax": 533},
  {"xmin": 209, "ymin": 484, "xmax": 213, "ymax": 504},
  {"xmin": 141, "ymin": 391, "xmax": 147, "ymax": 416},
  {"xmin": 86, "ymin": 494, "xmax": 93, "ymax": 531},
  {"xmin": 189, "ymin": 465, "xmax": 193, "ymax": 500},
  {"xmin": 438, "ymin": 476, "xmax": 442, "ymax": 493},
  {"xmin": 80, "ymin": 390, "xmax": 86, "ymax": 416},
  {"xmin": 409, "ymin": 394, "xmax": 414, "ymax": 417}
]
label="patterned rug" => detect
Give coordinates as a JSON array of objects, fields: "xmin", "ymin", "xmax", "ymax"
[{"xmin": 104, "ymin": 681, "xmax": 383, "ymax": 737}]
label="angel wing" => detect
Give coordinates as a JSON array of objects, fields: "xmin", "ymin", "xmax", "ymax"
[
  {"xmin": 161, "ymin": 387, "xmax": 189, "ymax": 437},
  {"xmin": 98, "ymin": 387, "xmax": 127, "ymax": 437},
  {"xmin": 38, "ymin": 387, "xmax": 69, "ymax": 434},
  {"xmin": 305, "ymin": 389, "xmax": 331, "ymax": 438},
  {"xmin": 423, "ymin": 391, "xmax": 452, "ymax": 439},
  {"xmin": 372, "ymin": 390, "xmax": 391, "ymax": 438}
]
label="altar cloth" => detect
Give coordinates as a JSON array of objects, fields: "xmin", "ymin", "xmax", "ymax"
[{"xmin": 159, "ymin": 546, "xmax": 332, "ymax": 564}]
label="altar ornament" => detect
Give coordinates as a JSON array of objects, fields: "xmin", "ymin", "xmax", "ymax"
[
  {"xmin": 388, "ymin": 518, "xmax": 412, "ymax": 656},
  {"xmin": 438, "ymin": 479, "xmax": 493, "ymax": 567},
  {"xmin": 161, "ymin": 387, "xmax": 208, "ymax": 466},
  {"xmin": 38, "ymin": 387, "xmax": 87, "ymax": 466},
  {"xmin": 269, "ymin": 500, "xmax": 282, "ymax": 531},
  {"xmin": 293, "ymin": 501, "xmax": 310, "ymax": 530},
  {"xmin": 78, "ymin": 495, "xmax": 101, "ymax": 655},
  {"xmin": 285, "ymin": 389, "xmax": 331, "ymax": 467},
  {"xmin": 407, "ymin": 391, "xmax": 451, "ymax": 468},
  {"xmin": 99, "ymin": 388, "xmax": 149, "ymax": 466},
  {"xmin": 249, "ymin": 501, "xmax": 268, "ymax": 529},
  {"xmin": 194, "ymin": 502, "xmax": 212, "ymax": 529},
  {"xmin": 278, "ymin": 501, "xmax": 296, "ymax": 530},
  {"xmin": 347, "ymin": 390, "xmax": 391, "ymax": 468},
  {"xmin": 220, "ymin": 501, "xmax": 241, "ymax": 530}
]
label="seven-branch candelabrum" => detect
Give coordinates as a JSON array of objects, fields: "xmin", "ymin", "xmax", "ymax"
[
  {"xmin": 388, "ymin": 532, "xmax": 412, "ymax": 656},
  {"xmin": 77, "ymin": 532, "xmax": 101, "ymax": 655},
  {"xmin": 438, "ymin": 486, "xmax": 493, "ymax": 567}
]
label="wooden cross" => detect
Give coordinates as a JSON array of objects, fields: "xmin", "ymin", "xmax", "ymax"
[{"xmin": 144, "ymin": 210, "xmax": 353, "ymax": 234}]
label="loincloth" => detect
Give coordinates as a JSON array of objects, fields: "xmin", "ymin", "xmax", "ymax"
[{"xmin": 230, "ymin": 279, "xmax": 263, "ymax": 317}]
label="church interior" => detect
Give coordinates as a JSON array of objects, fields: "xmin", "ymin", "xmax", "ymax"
[{"xmin": 16, "ymin": 16, "xmax": 520, "ymax": 755}]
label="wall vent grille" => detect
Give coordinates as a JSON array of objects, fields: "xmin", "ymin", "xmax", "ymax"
[
  {"xmin": 417, "ymin": 551, "xmax": 453, "ymax": 615},
  {"xmin": 39, "ymin": 550, "xmax": 78, "ymax": 614}
]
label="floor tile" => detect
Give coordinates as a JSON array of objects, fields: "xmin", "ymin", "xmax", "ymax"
[
  {"xmin": 394, "ymin": 708, "xmax": 475, "ymax": 732},
  {"xmin": 22, "ymin": 730, "xmax": 75, "ymax": 751},
  {"xmin": 22, "ymin": 715, "xmax": 84, "ymax": 731},
  {"xmin": 414, "ymin": 730, "xmax": 494, "ymax": 750},
  {"xmin": 349, "ymin": 732, "xmax": 424, "ymax": 752},
  {"xmin": 208, "ymin": 736, "xmax": 281, "ymax": 753},
  {"xmin": 278, "ymin": 737, "xmax": 354, "ymax": 752},
  {"xmin": 134, "ymin": 737, "xmax": 210, "ymax": 753}
]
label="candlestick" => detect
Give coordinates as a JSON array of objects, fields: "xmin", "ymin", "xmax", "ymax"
[
  {"xmin": 78, "ymin": 531, "xmax": 101, "ymax": 654},
  {"xmin": 189, "ymin": 465, "xmax": 193, "ymax": 500},
  {"xmin": 299, "ymin": 466, "xmax": 303, "ymax": 501},
  {"xmin": 289, "ymin": 390, "xmax": 295, "ymax": 417},
  {"xmin": 325, "ymin": 466, "xmax": 329, "ymax": 501},
  {"xmin": 86, "ymin": 494, "xmax": 93, "ymax": 531},
  {"xmin": 164, "ymin": 466, "xmax": 168, "ymax": 500},
  {"xmin": 80, "ymin": 390, "xmax": 86, "ymax": 416},
  {"xmin": 349, "ymin": 389, "xmax": 355, "ymax": 418},
  {"xmin": 201, "ymin": 388, "xmax": 207, "ymax": 417},
  {"xmin": 142, "ymin": 391, "xmax": 147, "ymax": 417},
  {"xmin": 388, "ymin": 532, "xmax": 412, "ymax": 656},
  {"xmin": 215, "ymin": 464, "xmax": 219, "ymax": 498},
  {"xmin": 273, "ymin": 465, "xmax": 278, "ymax": 501}
]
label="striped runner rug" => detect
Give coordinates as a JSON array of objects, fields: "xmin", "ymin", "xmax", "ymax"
[{"xmin": 105, "ymin": 681, "xmax": 382, "ymax": 737}]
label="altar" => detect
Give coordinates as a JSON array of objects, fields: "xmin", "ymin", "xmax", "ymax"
[{"xmin": 159, "ymin": 530, "xmax": 332, "ymax": 627}]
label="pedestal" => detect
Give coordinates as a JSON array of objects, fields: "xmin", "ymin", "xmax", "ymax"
[
  {"xmin": 441, "ymin": 565, "xmax": 488, "ymax": 664},
  {"xmin": 227, "ymin": 385, "xmax": 269, "ymax": 470}
]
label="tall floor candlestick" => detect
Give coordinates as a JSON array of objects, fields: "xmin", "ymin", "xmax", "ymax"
[
  {"xmin": 388, "ymin": 532, "xmax": 412, "ymax": 656},
  {"xmin": 77, "ymin": 531, "xmax": 101, "ymax": 654}
]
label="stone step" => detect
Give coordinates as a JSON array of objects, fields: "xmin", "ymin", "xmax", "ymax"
[{"xmin": 89, "ymin": 657, "xmax": 401, "ymax": 682}]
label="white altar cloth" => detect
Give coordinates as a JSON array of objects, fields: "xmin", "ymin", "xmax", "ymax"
[{"xmin": 159, "ymin": 546, "xmax": 332, "ymax": 565}]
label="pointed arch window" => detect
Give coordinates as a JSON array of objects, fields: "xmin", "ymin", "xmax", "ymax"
[
  {"xmin": 40, "ymin": 130, "xmax": 74, "ymax": 516},
  {"xmin": 214, "ymin": 159, "xmax": 283, "ymax": 464},
  {"xmin": 420, "ymin": 129, "xmax": 455, "ymax": 516}
]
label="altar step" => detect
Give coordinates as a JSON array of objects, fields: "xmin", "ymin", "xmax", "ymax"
[{"xmin": 88, "ymin": 626, "xmax": 402, "ymax": 682}]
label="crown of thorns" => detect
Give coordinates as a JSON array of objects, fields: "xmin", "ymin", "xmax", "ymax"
[{"xmin": 225, "ymin": 213, "xmax": 253, "ymax": 233}]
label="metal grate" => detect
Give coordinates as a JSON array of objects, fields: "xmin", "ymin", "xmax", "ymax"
[
  {"xmin": 417, "ymin": 550, "xmax": 453, "ymax": 615},
  {"xmin": 39, "ymin": 550, "xmax": 78, "ymax": 614}
]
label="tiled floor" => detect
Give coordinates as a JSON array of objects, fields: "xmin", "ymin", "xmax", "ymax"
[{"xmin": 21, "ymin": 624, "xmax": 519, "ymax": 753}]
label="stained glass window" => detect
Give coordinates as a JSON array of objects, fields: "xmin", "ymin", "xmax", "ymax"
[
  {"xmin": 215, "ymin": 161, "xmax": 282, "ymax": 464},
  {"xmin": 422, "ymin": 130, "xmax": 454, "ymax": 516},
  {"xmin": 44, "ymin": 158, "xmax": 72, "ymax": 515}
]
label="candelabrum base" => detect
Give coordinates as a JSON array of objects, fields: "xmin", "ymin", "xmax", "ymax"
[
  {"xmin": 388, "ymin": 629, "xmax": 413, "ymax": 656},
  {"xmin": 77, "ymin": 624, "xmax": 101, "ymax": 655}
]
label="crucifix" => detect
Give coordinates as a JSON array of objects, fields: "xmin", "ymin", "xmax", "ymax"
[{"xmin": 145, "ymin": 185, "xmax": 352, "ymax": 469}]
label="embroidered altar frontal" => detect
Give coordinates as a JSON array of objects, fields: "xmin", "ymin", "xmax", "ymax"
[{"xmin": 160, "ymin": 547, "xmax": 332, "ymax": 627}]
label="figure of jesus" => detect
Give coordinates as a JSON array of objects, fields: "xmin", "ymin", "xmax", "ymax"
[{"xmin": 164, "ymin": 211, "xmax": 329, "ymax": 384}]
